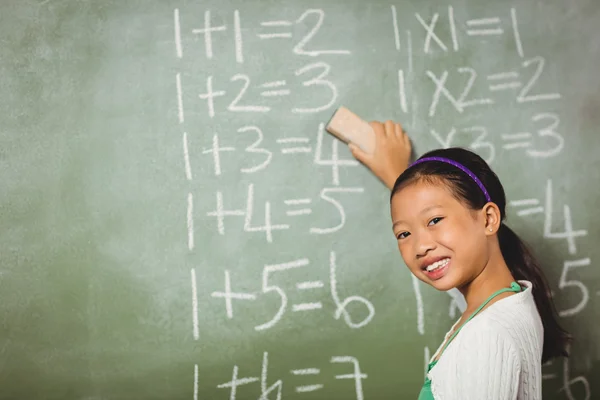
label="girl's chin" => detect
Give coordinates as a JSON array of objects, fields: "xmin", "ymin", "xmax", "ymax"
[
  {"xmin": 431, "ymin": 281, "xmax": 457, "ymax": 292},
  {"xmin": 427, "ymin": 272, "xmax": 460, "ymax": 292}
]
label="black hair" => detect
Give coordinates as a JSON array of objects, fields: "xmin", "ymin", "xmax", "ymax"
[{"xmin": 391, "ymin": 147, "xmax": 571, "ymax": 362}]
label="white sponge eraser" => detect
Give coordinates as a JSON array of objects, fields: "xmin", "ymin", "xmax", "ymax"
[{"xmin": 325, "ymin": 106, "xmax": 375, "ymax": 154}]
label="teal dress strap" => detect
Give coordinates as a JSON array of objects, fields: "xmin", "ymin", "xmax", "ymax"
[{"xmin": 417, "ymin": 282, "xmax": 521, "ymax": 400}]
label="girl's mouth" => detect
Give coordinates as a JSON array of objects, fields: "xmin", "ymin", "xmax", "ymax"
[{"xmin": 423, "ymin": 258, "xmax": 451, "ymax": 280}]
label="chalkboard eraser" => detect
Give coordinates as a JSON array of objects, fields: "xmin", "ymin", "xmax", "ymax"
[{"xmin": 325, "ymin": 106, "xmax": 376, "ymax": 154}]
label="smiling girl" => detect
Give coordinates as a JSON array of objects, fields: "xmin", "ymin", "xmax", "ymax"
[{"xmin": 349, "ymin": 121, "xmax": 571, "ymax": 399}]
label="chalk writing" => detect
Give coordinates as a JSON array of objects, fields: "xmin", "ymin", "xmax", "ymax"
[
  {"xmin": 208, "ymin": 251, "xmax": 374, "ymax": 331},
  {"xmin": 217, "ymin": 352, "xmax": 367, "ymax": 400}
]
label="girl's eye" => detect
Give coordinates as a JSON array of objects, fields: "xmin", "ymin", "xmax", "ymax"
[
  {"xmin": 396, "ymin": 231, "xmax": 410, "ymax": 240},
  {"xmin": 428, "ymin": 217, "xmax": 443, "ymax": 226}
]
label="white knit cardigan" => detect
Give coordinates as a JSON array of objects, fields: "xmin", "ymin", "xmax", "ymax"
[{"xmin": 428, "ymin": 281, "xmax": 544, "ymax": 399}]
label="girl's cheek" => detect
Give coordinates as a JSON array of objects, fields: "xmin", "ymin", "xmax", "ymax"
[
  {"xmin": 437, "ymin": 227, "xmax": 457, "ymax": 246},
  {"xmin": 399, "ymin": 249, "xmax": 410, "ymax": 263},
  {"xmin": 397, "ymin": 243, "xmax": 410, "ymax": 259}
]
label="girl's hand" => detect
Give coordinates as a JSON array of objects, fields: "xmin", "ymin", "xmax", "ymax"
[{"xmin": 349, "ymin": 120, "xmax": 412, "ymax": 190}]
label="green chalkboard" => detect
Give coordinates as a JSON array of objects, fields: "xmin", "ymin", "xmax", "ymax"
[{"xmin": 1, "ymin": 0, "xmax": 599, "ymax": 399}]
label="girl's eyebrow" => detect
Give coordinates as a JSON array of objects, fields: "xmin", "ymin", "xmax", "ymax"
[{"xmin": 392, "ymin": 205, "xmax": 444, "ymax": 229}]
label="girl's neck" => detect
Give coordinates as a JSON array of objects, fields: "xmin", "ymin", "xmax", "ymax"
[{"xmin": 458, "ymin": 256, "xmax": 516, "ymax": 314}]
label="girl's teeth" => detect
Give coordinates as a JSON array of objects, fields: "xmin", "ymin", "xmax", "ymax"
[{"xmin": 426, "ymin": 258, "xmax": 449, "ymax": 272}]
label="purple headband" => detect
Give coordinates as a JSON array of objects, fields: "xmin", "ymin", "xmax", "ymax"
[{"xmin": 408, "ymin": 156, "xmax": 492, "ymax": 202}]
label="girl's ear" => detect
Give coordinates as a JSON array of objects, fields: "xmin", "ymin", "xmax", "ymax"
[{"xmin": 483, "ymin": 202, "xmax": 502, "ymax": 235}]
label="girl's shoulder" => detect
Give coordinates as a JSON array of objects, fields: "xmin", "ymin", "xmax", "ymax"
[{"xmin": 460, "ymin": 280, "xmax": 543, "ymax": 347}]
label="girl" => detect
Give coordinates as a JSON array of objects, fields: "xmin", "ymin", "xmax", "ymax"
[{"xmin": 348, "ymin": 121, "xmax": 571, "ymax": 399}]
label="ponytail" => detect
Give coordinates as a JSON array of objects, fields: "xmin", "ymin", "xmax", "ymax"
[{"xmin": 498, "ymin": 223, "xmax": 572, "ymax": 362}]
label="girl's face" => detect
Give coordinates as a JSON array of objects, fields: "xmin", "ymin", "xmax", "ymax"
[{"xmin": 390, "ymin": 180, "xmax": 490, "ymax": 291}]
